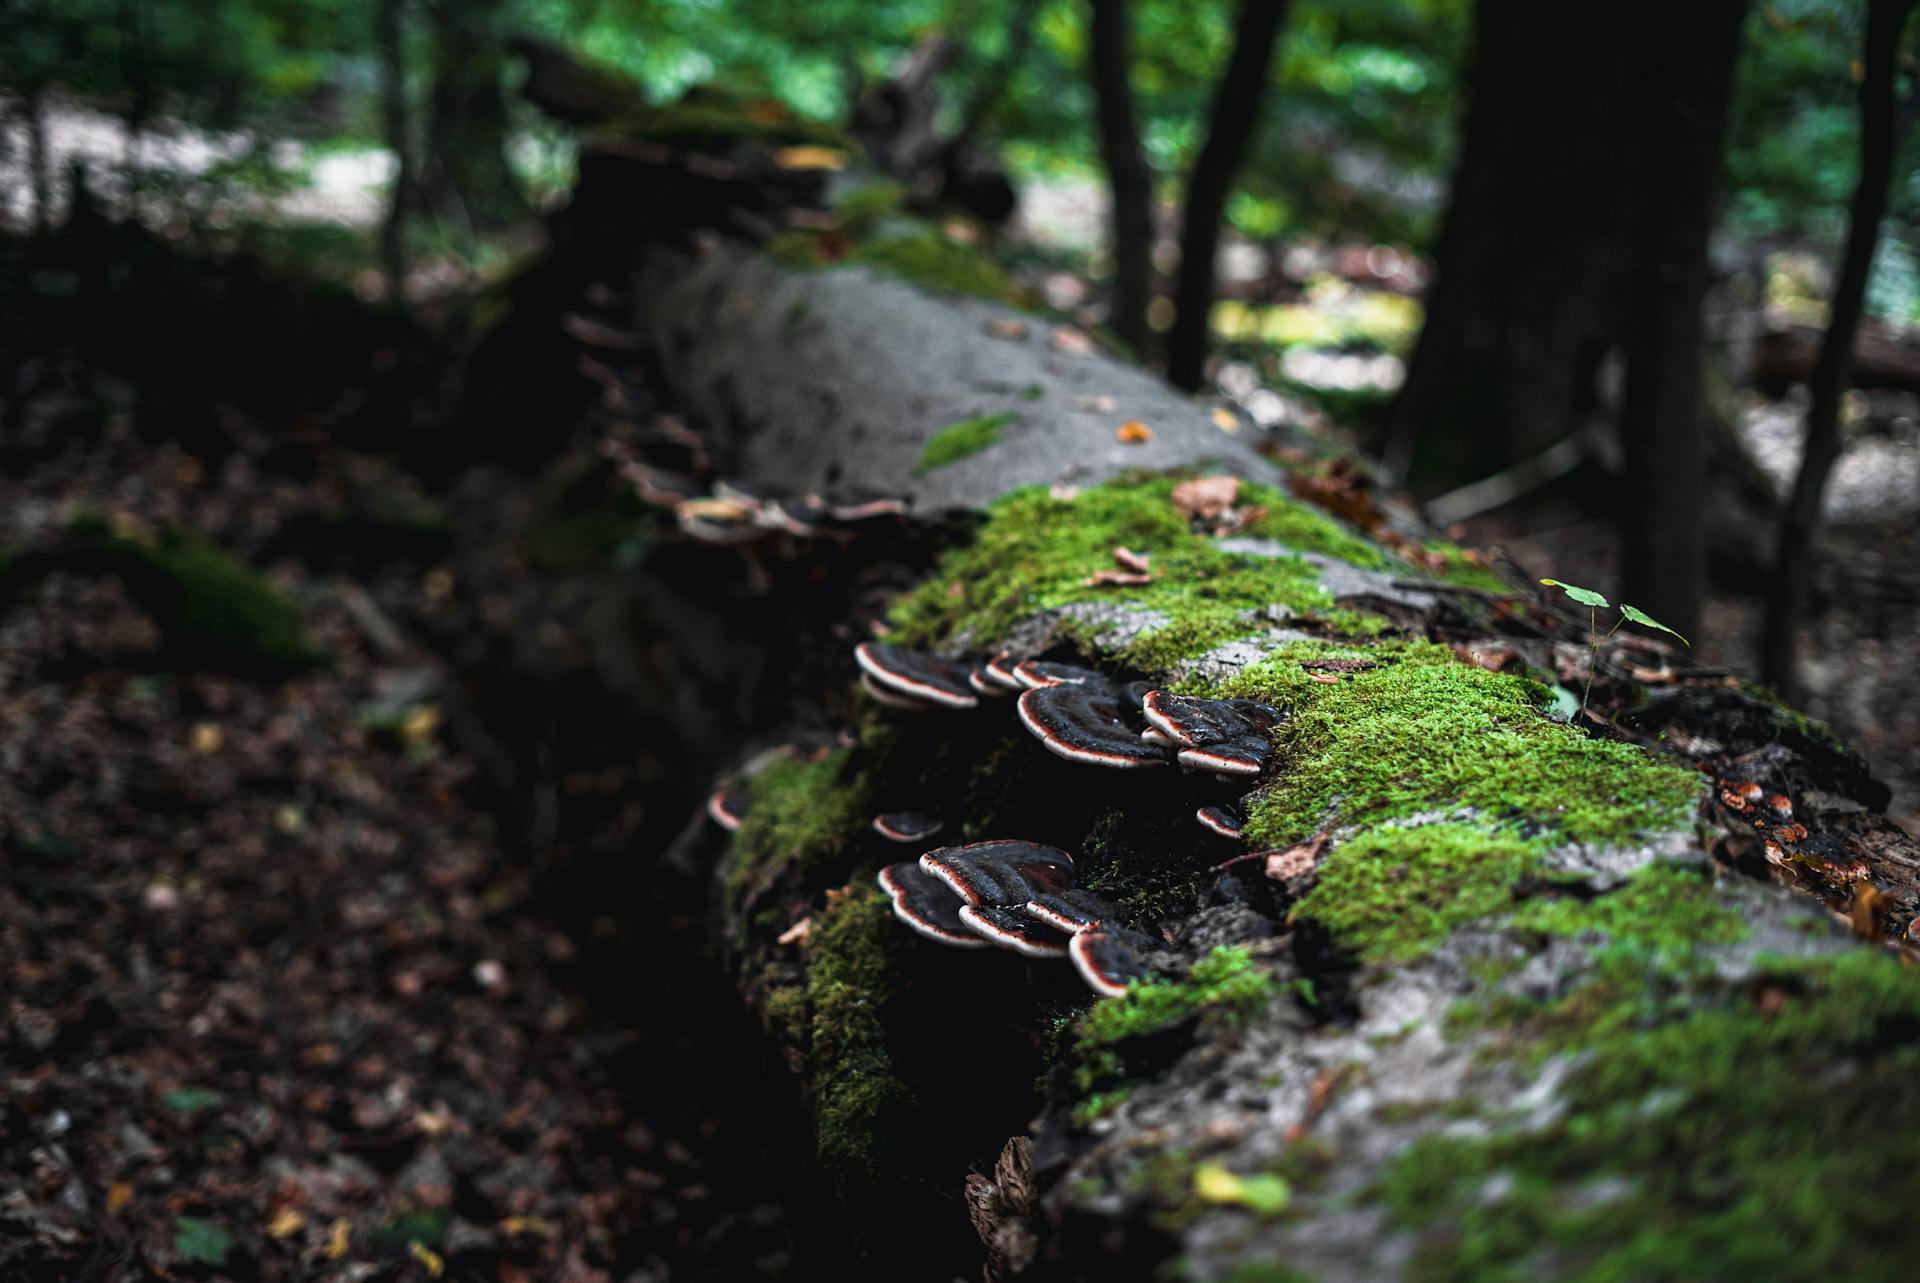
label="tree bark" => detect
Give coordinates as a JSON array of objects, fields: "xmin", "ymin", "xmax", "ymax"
[
  {"xmin": 423, "ymin": 0, "xmax": 526, "ymax": 235},
  {"xmin": 1760, "ymin": 0, "xmax": 1918, "ymax": 695},
  {"xmin": 1164, "ymin": 0, "xmax": 1290, "ymax": 392},
  {"xmin": 1380, "ymin": 0, "xmax": 1644, "ymax": 490},
  {"xmin": 376, "ymin": 0, "xmax": 414, "ymax": 299},
  {"xmin": 1617, "ymin": 0, "xmax": 1750, "ymax": 644},
  {"xmin": 1086, "ymin": 0, "xmax": 1156, "ymax": 357}
]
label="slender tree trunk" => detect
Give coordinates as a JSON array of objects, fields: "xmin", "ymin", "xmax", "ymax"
[
  {"xmin": 1616, "ymin": 0, "xmax": 1750, "ymax": 644},
  {"xmin": 1379, "ymin": 0, "xmax": 1643, "ymax": 490},
  {"xmin": 1086, "ymin": 0, "xmax": 1155, "ymax": 357},
  {"xmin": 26, "ymin": 87, "xmax": 51, "ymax": 235},
  {"xmin": 377, "ymin": 0, "xmax": 413, "ymax": 299},
  {"xmin": 1165, "ymin": 0, "xmax": 1290, "ymax": 391},
  {"xmin": 424, "ymin": 0, "xmax": 526, "ymax": 235},
  {"xmin": 1760, "ymin": 0, "xmax": 1918, "ymax": 694}
]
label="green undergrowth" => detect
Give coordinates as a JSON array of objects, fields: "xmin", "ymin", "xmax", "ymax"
[
  {"xmin": 915, "ymin": 411, "xmax": 1018, "ymax": 476},
  {"xmin": 727, "ymin": 750, "xmax": 872, "ymax": 911},
  {"xmin": 1211, "ymin": 640, "xmax": 1703, "ymax": 961},
  {"xmin": 1380, "ymin": 943, "xmax": 1920, "ymax": 1283},
  {"xmin": 805, "ymin": 890, "xmax": 914, "ymax": 1180},
  {"xmin": 1070, "ymin": 946, "xmax": 1281, "ymax": 1092},
  {"xmin": 28, "ymin": 516, "xmax": 318, "ymax": 675},
  {"xmin": 884, "ymin": 474, "xmax": 1399, "ymax": 666}
]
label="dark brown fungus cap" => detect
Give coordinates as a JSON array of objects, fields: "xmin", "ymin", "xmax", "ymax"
[
  {"xmin": 878, "ymin": 863, "xmax": 988, "ymax": 948},
  {"xmin": 1195, "ymin": 802, "xmax": 1246, "ymax": 839},
  {"xmin": 1121, "ymin": 680, "xmax": 1157, "ymax": 709},
  {"xmin": 1142, "ymin": 690, "xmax": 1282, "ymax": 748},
  {"xmin": 958, "ymin": 904, "xmax": 1072, "ymax": 958},
  {"xmin": 919, "ymin": 839, "xmax": 1075, "ymax": 905},
  {"xmin": 1177, "ymin": 734, "xmax": 1271, "ymax": 777},
  {"xmin": 855, "ymin": 641, "xmax": 979, "ymax": 710},
  {"xmin": 706, "ymin": 782, "xmax": 749, "ymax": 832},
  {"xmin": 1024, "ymin": 888, "xmax": 1122, "ymax": 934},
  {"xmin": 1017, "ymin": 685, "xmax": 1171, "ymax": 768},
  {"xmin": 983, "ymin": 652, "xmax": 1027, "ymax": 691},
  {"xmin": 873, "ymin": 811, "xmax": 944, "ymax": 843},
  {"xmin": 1012, "ymin": 659, "xmax": 1112, "ymax": 690},
  {"xmin": 968, "ymin": 667, "xmax": 1015, "ymax": 697},
  {"xmin": 821, "ymin": 489, "xmax": 911, "ymax": 522},
  {"xmin": 860, "ymin": 671, "xmax": 946, "ymax": 712},
  {"xmin": 1069, "ymin": 927, "xmax": 1160, "ymax": 998}
]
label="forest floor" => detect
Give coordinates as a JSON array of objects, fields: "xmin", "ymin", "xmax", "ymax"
[{"xmin": 0, "ymin": 256, "xmax": 797, "ymax": 1280}]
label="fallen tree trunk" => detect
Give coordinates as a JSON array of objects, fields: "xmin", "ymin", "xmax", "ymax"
[{"xmin": 525, "ymin": 97, "xmax": 1920, "ymax": 1283}]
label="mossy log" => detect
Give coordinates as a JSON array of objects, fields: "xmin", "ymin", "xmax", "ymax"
[{"xmin": 536, "ymin": 111, "xmax": 1920, "ymax": 1282}]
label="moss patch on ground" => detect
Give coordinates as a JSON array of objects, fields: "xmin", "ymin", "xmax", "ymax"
[
  {"xmin": 885, "ymin": 474, "xmax": 1399, "ymax": 666},
  {"xmin": 915, "ymin": 411, "xmax": 1018, "ymax": 477}
]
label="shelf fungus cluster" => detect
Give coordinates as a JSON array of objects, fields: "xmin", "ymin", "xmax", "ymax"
[
  {"xmin": 852, "ymin": 641, "xmax": 1290, "ymax": 997},
  {"xmin": 876, "ymin": 842, "xmax": 1163, "ymax": 998}
]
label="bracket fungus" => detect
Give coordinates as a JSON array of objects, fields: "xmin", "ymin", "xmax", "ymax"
[
  {"xmin": 855, "ymin": 641, "xmax": 979, "ymax": 710},
  {"xmin": 1195, "ymin": 802, "xmax": 1247, "ymax": 841},
  {"xmin": 878, "ymin": 861, "xmax": 989, "ymax": 948},
  {"xmin": 920, "ymin": 840, "xmax": 1076, "ymax": 905},
  {"xmin": 958, "ymin": 904, "xmax": 1074, "ymax": 958},
  {"xmin": 873, "ymin": 811, "xmax": 945, "ymax": 844},
  {"xmin": 1025, "ymin": 888, "xmax": 1122, "ymax": 934},
  {"xmin": 706, "ymin": 782, "xmax": 750, "ymax": 832},
  {"xmin": 1016, "ymin": 684, "xmax": 1171, "ymax": 768},
  {"xmin": 1068, "ymin": 927, "xmax": 1161, "ymax": 999}
]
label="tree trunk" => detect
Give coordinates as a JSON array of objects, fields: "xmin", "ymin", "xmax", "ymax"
[
  {"xmin": 1616, "ymin": 0, "xmax": 1750, "ymax": 644},
  {"xmin": 1086, "ymin": 0, "xmax": 1156, "ymax": 358},
  {"xmin": 376, "ymin": 0, "xmax": 413, "ymax": 299},
  {"xmin": 1164, "ymin": 0, "xmax": 1290, "ymax": 392},
  {"xmin": 26, "ymin": 87, "xmax": 50, "ymax": 235},
  {"xmin": 424, "ymin": 0, "xmax": 525, "ymax": 235},
  {"xmin": 1760, "ymin": 0, "xmax": 1918, "ymax": 695},
  {"xmin": 1379, "ymin": 0, "xmax": 1646, "ymax": 490}
]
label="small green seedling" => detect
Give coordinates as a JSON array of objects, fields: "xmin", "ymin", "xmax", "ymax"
[{"xmin": 1539, "ymin": 579, "xmax": 1689, "ymax": 714}]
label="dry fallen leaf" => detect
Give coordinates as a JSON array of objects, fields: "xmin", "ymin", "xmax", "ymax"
[
  {"xmin": 1210, "ymin": 406, "xmax": 1241, "ymax": 433},
  {"xmin": 1850, "ymin": 881, "xmax": 1888, "ymax": 940},
  {"xmin": 1082, "ymin": 570, "xmax": 1154, "ymax": 587},
  {"xmin": 1115, "ymin": 420, "xmax": 1153, "ymax": 444},
  {"xmin": 1051, "ymin": 326, "xmax": 1096, "ymax": 355},
  {"xmin": 106, "ymin": 1182, "xmax": 133, "ymax": 1215},
  {"xmin": 1112, "ymin": 547, "xmax": 1151, "ymax": 574},
  {"xmin": 1171, "ymin": 475, "xmax": 1241, "ymax": 523},
  {"xmin": 190, "ymin": 722, "xmax": 223, "ymax": 754},
  {"xmin": 982, "ymin": 318, "xmax": 1030, "ymax": 340},
  {"xmin": 324, "ymin": 1218, "xmax": 351, "ymax": 1260},
  {"xmin": 772, "ymin": 145, "xmax": 846, "ymax": 171},
  {"xmin": 1073, "ymin": 394, "xmax": 1119, "ymax": 413},
  {"xmin": 267, "ymin": 1208, "xmax": 306, "ymax": 1239},
  {"xmin": 409, "ymin": 1240, "xmax": 445, "ymax": 1278},
  {"xmin": 777, "ymin": 917, "xmax": 811, "ymax": 946},
  {"xmin": 1264, "ymin": 832, "xmax": 1330, "ymax": 882}
]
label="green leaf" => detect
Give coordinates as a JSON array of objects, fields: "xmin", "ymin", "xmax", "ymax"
[
  {"xmin": 1540, "ymin": 578, "xmax": 1608, "ymax": 609},
  {"xmin": 1542, "ymin": 684, "xmax": 1582, "ymax": 723},
  {"xmin": 173, "ymin": 1216, "xmax": 234, "ymax": 1266},
  {"xmin": 1194, "ymin": 1162, "xmax": 1291, "ymax": 1215},
  {"xmin": 1620, "ymin": 603, "xmax": 1690, "ymax": 646},
  {"xmin": 163, "ymin": 1087, "xmax": 222, "ymax": 1114}
]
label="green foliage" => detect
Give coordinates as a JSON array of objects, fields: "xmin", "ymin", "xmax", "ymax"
[
  {"xmin": 163, "ymin": 1086, "xmax": 224, "ymax": 1114},
  {"xmin": 172, "ymin": 1216, "xmax": 235, "ymax": 1267},
  {"xmin": 915, "ymin": 411, "xmax": 1019, "ymax": 476}
]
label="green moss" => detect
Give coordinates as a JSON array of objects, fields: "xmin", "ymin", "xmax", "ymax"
[
  {"xmin": 915, "ymin": 411, "xmax": 1018, "ymax": 476},
  {"xmin": 886, "ymin": 475, "xmax": 1408, "ymax": 665},
  {"xmin": 1071, "ymin": 1085, "xmax": 1137, "ymax": 1127},
  {"xmin": 1507, "ymin": 861, "xmax": 1742, "ymax": 958},
  {"xmin": 1379, "ymin": 947, "xmax": 1920, "ymax": 1283},
  {"xmin": 46, "ymin": 521, "xmax": 319, "ymax": 674},
  {"xmin": 847, "ymin": 233, "xmax": 1022, "ymax": 303},
  {"xmin": 806, "ymin": 890, "xmax": 914, "ymax": 1180},
  {"xmin": 763, "ymin": 984, "xmax": 809, "ymax": 1047},
  {"xmin": 1423, "ymin": 542, "xmax": 1511, "ymax": 593},
  {"xmin": 1205, "ymin": 641, "xmax": 1702, "ymax": 960},
  {"xmin": 832, "ymin": 180, "xmax": 908, "ymax": 233},
  {"xmin": 600, "ymin": 86, "xmax": 845, "ymax": 148},
  {"xmin": 727, "ymin": 751, "xmax": 871, "ymax": 909},
  {"xmin": 1072, "ymin": 946, "xmax": 1279, "ymax": 1089}
]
